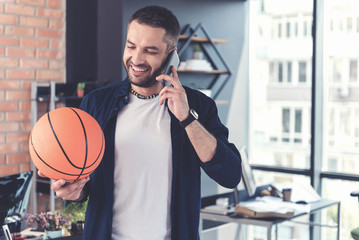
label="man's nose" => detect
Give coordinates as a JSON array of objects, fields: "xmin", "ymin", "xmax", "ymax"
[{"xmin": 131, "ymin": 49, "xmax": 145, "ymax": 65}]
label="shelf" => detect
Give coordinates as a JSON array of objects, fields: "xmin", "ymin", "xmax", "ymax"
[
  {"xmin": 178, "ymin": 23, "xmax": 232, "ymax": 100},
  {"xmin": 177, "ymin": 69, "xmax": 229, "ymax": 74},
  {"xmin": 179, "ymin": 35, "xmax": 228, "ymax": 44}
]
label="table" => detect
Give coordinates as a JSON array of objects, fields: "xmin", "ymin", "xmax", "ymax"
[{"xmin": 200, "ymin": 189, "xmax": 340, "ymax": 240}]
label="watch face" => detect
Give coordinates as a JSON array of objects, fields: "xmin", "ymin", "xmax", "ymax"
[{"xmin": 190, "ymin": 109, "xmax": 198, "ymax": 120}]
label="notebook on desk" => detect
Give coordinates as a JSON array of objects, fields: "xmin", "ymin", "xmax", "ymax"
[{"xmin": 234, "ymin": 200, "xmax": 295, "ymax": 218}]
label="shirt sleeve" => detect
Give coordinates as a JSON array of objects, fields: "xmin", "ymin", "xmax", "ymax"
[{"xmin": 197, "ymin": 95, "xmax": 242, "ymax": 189}]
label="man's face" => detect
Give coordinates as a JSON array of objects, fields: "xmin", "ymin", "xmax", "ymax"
[{"xmin": 123, "ymin": 20, "xmax": 169, "ymax": 88}]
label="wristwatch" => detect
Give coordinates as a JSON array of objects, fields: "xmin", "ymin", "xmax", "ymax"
[{"xmin": 180, "ymin": 109, "xmax": 198, "ymax": 128}]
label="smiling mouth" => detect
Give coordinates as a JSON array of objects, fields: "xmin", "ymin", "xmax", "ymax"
[{"xmin": 130, "ymin": 64, "xmax": 150, "ymax": 74}]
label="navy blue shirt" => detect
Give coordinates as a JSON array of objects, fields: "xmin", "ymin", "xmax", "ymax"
[{"xmin": 79, "ymin": 78, "xmax": 241, "ymax": 240}]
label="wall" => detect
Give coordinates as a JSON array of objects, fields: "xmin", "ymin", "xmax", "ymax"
[
  {"xmin": 66, "ymin": 0, "xmax": 123, "ymax": 83},
  {"xmin": 0, "ymin": 0, "xmax": 66, "ymax": 176}
]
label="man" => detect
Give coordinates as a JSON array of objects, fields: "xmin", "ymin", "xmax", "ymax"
[{"xmin": 41, "ymin": 5, "xmax": 241, "ymax": 240}]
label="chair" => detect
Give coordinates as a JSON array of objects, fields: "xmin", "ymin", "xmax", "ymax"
[{"xmin": 350, "ymin": 191, "xmax": 359, "ymax": 240}]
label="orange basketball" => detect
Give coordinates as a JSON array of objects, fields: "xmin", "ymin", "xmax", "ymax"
[{"xmin": 29, "ymin": 107, "xmax": 105, "ymax": 182}]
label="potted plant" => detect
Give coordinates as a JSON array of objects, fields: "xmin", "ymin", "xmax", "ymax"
[
  {"xmin": 63, "ymin": 200, "xmax": 88, "ymax": 235},
  {"xmin": 193, "ymin": 44, "xmax": 203, "ymax": 60},
  {"xmin": 25, "ymin": 211, "xmax": 71, "ymax": 238},
  {"xmin": 77, "ymin": 82, "xmax": 86, "ymax": 97}
]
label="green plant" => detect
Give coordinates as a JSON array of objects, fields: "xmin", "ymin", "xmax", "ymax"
[
  {"xmin": 193, "ymin": 44, "xmax": 201, "ymax": 52},
  {"xmin": 26, "ymin": 211, "xmax": 71, "ymax": 231},
  {"xmin": 63, "ymin": 200, "xmax": 88, "ymax": 223},
  {"xmin": 77, "ymin": 82, "xmax": 85, "ymax": 90}
]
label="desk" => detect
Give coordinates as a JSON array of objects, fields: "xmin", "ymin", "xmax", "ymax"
[{"xmin": 200, "ymin": 188, "xmax": 340, "ymax": 240}]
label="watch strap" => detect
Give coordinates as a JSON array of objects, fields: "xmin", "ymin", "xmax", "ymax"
[{"xmin": 180, "ymin": 109, "xmax": 198, "ymax": 128}]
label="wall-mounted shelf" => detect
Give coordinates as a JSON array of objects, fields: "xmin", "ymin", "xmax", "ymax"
[
  {"xmin": 177, "ymin": 23, "xmax": 231, "ymax": 100},
  {"xmin": 179, "ymin": 35, "xmax": 228, "ymax": 44}
]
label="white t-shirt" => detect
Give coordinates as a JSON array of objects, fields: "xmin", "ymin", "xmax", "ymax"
[{"xmin": 112, "ymin": 93, "xmax": 172, "ymax": 240}]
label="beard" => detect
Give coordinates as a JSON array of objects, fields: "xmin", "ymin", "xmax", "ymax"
[{"xmin": 125, "ymin": 59, "xmax": 166, "ymax": 88}]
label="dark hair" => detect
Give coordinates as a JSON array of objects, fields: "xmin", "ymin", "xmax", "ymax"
[{"xmin": 128, "ymin": 5, "xmax": 180, "ymax": 52}]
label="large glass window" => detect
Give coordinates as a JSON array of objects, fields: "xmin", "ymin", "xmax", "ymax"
[
  {"xmin": 248, "ymin": 1, "xmax": 359, "ymax": 239},
  {"xmin": 323, "ymin": 0, "xmax": 359, "ymax": 175},
  {"xmin": 322, "ymin": 3, "xmax": 359, "ymax": 238},
  {"xmin": 249, "ymin": 0, "xmax": 312, "ymax": 169}
]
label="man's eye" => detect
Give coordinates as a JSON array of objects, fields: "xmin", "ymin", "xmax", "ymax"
[
  {"xmin": 127, "ymin": 46, "xmax": 135, "ymax": 49},
  {"xmin": 146, "ymin": 51, "xmax": 158, "ymax": 55}
]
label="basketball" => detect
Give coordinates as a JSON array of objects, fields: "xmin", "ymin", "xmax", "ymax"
[{"xmin": 29, "ymin": 107, "xmax": 105, "ymax": 182}]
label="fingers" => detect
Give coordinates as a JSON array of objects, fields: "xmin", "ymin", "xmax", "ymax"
[
  {"xmin": 158, "ymin": 86, "xmax": 183, "ymax": 105},
  {"xmin": 51, "ymin": 179, "xmax": 67, "ymax": 192},
  {"xmin": 38, "ymin": 170, "xmax": 47, "ymax": 178},
  {"xmin": 156, "ymin": 66, "xmax": 181, "ymax": 88},
  {"xmin": 51, "ymin": 176, "xmax": 90, "ymax": 201}
]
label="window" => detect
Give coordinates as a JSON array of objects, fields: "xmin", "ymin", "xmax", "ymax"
[
  {"xmin": 295, "ymin": 21, "xmax": 298, "ymax": 37},
  {"xmin": 350, "ymin": 60, "xmax": 357, "ymax": 82},
  {"xmin": 286, "ymin": 22, "xmax": 290, "ymax": 38},
  {"xmin": 278, "ymin": 62, "xmax": 283, "ymax": 82},
  {"xmin": 287, "ymin": 62, "xmax": 292, "ymax": 82},
  {"xmin": 295, "ymin": 109, "xmax": 302, "ymax": 133},
  {"xmin": 303, "ymin": 20, "xmax": 308, "ymax": 36},
  {"xmin": 269, "ymin": 62, "xmax": 275, "ymax": 82},
  {"xmin": 332, "ymin": 58, "xmax": 342, "ymax": 82},
  {"xmin": 328, "ymin": 108, "xmax": 335, "ymax": 136},
  {"xmin": 347, "ymin": 17, "xmax": 353, "ymax": 32},
  {"xmin": 355, "ymin": 109, "xmax": 359, "ymax": 137},
  {"xmin": 282, "ymin": 108, "xmax": 290, "ymax": 133},
  {"xmin": 339, "ymin": 109, "xmax": 350, "ymax": 136},
  {"xmin": 299, "ymin": 61, "xmax": 307, "ymax": 82}
]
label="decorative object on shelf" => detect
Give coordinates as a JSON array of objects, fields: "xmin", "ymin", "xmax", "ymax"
[
  {"xmin": 177, "ymin": 23, "xmax": 231, "ymax": 99},
  {"xmin": 77, "ymin": 82, "xmax": 85, "ymax": 97},
  {"xmin": 25, "ymin": 211, "xmax": 71, "ymax": 238},
  {"xmin": 193, "ymin": 44, "xmax": 203, "ymax": 60},
  {"xmin": 178, "ymin": 59, "xmax": 213, "ymax": 72}
]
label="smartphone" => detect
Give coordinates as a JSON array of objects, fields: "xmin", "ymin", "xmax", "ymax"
[
  {"xmin": 161, "ymin": 50, "xmax": 180, "ymax": 87},
  {"xmin": 162, "ymin": 50, "xmax": 180, "ymax": 76}
]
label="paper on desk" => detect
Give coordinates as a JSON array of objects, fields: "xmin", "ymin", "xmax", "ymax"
[{"xmin": 257, "ymin": 196, "xmax": 310, "ymax": 213}]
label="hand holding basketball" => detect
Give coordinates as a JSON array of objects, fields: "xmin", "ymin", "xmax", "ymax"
[
  {"xmin": 38, "ymin": 170, "xmax": 89, "ymax": 201},
  {"xmin": 29, "ymin": 107, "xmax": 105, "ymax": 182}
]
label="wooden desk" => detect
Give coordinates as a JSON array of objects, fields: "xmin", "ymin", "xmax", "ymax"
[{"xmin": 200, "ymin": 187, "xmax": 340, "ymax": 240}]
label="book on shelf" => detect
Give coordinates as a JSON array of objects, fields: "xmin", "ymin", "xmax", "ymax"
[{"xmin": 234, "ymin": 200, "xmax": 295, "ymax": 219}]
